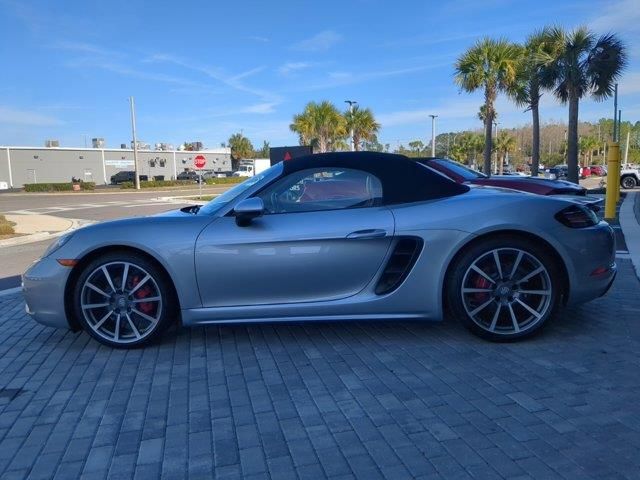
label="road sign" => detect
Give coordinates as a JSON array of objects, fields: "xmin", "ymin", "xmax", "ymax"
[{"xmin": 194, "ymin": 155, "xmax": 206, "ymax": 169}]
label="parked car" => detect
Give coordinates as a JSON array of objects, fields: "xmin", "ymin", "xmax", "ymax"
[
  {"xmin": 419, "ymin": 158, "xmax": 587, "ymax": 196},
  {"xmin": 620, "ymin": 167, "xmax": 640, "ymax": 189},
  {"xmin": 23, "ymin": 152, "xmax": 616, "ymax": 348},
  {"xmin": 110, "ymin": 171, "xmax": 148, "ymax": 184},
  {"xmin": 579, "ymin": 166, "xmax": 592, "ymax": 178},
  {"xmin": 589, "ymin": 165, "xmax": 607, "ymax": 176},
  {"xmin": 177, "ymin": 171, "xmax": 202, "ymax": 182}
]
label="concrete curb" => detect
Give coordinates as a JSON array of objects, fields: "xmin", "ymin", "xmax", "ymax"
[
  {"xmin": 156, "ymin": 195, "xmax": 210, "ymax": 205},
  {"xmin": 0, "ymin": 218, "xmax": 93, "ymax": 248},
  {"xmin": 618, "ymin": 191, "xmax": 640, "ymax": 281}
]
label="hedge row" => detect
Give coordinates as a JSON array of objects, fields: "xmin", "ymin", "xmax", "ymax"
[
  {"xmin": 24, "ymin": 182, "xmax": 96, "ymax": 192},
  {"xmin": 204, "ymin": 177, "xmax": 245, "ymax": 185},
  {"xmin": 120, "ymin": 180, "xmax": 195, "ymax": 189}
]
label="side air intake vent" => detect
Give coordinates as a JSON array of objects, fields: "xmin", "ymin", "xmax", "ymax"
[{"xmin": 375, "ymin": 238, "xmax": 423, "ymax": 295}]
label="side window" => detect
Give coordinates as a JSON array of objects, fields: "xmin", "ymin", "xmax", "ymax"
[{"xmin": 258, "ymin": 168, "xmax": 383, "ymax": 214}]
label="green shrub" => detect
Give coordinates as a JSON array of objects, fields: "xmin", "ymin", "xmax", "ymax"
[
  {"xmin": 23, "ymin": 182, "xmax": 95, "ymax": 192},
  {"xmin": 204, "ymin": 177, "xmax": 245, "ymax": 185},
  {"xmin": 120, "ymin": 180, "xmax": 194, "ymax": 189}
]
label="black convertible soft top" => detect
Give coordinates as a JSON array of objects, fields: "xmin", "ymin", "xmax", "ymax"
[{"xmin": 280, "ymin": 151, "xmax": 469, "ymax": 205}]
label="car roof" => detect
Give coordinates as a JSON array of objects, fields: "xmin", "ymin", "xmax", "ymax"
[{"xmin": 281, "ymin": 152, "xmax": 469, "ymax": 204}]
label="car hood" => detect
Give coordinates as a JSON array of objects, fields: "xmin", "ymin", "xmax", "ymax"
[{"xmin": 470, "ymin": 176, "xmax": 585, "ymax": 194}]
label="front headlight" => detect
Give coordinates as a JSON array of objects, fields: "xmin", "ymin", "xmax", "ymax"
[{"xmin": 43, "ymin": 232, "xmax": 75, "ymax": 257}]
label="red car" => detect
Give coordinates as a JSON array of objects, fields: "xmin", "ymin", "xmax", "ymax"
[
  {"xmin": 418, "ymin": 158, "xmax": 587, "ymax": 196},
  {"xmin": 589, "ymin": 165, "xmax": 607, "ymax": 176}
]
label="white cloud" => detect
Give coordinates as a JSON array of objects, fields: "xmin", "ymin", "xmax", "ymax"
[
  {"xmin": 241, "ymin": 102, "xmax": 278, "ymax": 114},
  {"xmin": 52, "ymin": 41, "xmax": 121, "ymax": 57},
  {"xmin": 0, "ymin": 106, "xmax": 64, "ymax": 127},
  {"xmin": 278, "ymin": 62, "xmax": 313, "ymax": 75},
  {"xmin": 247, "ymin": 35, "xmax": 270, "ymax": 43},
  {"xmin": 291, "ymin": 30, "xmax": 342, "ymax": 52}
]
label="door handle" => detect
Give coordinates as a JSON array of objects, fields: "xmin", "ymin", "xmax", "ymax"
[{"xmin": 346, "ymin": 229, "xmax": 388, "ymax": 240}]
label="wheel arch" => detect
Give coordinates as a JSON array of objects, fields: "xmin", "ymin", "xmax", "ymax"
[
  {"xmin": 64, "ymin": 245, "xmax": 182, "ymax": 332},
  {"xmin": 442, "ymin": 229, "xmax": 571, "ymax": 315}
]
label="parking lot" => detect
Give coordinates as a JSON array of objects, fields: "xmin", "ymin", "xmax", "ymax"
[
  {"xmin": 0, "ymin": 258, "xmax": 638, "ymax": 479},
  {"xmin": 1, "ymin": 188, "xmax": 640, "ymax": 479}
]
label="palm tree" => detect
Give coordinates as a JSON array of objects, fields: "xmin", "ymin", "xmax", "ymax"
[
  {"xmin": 290, "ymin": 101, "xmax": 347, "ymax": 153},
  {"xmin": 579, "ymin": 136, "xmax": 599, "ymax": 165},
  {"xmin": 455, "ymin": 38, "xmax": 522, "ymax": 175},
  {"xmin": 344, "ymin": 106, "xmax": 380, "ymax": 151},
  {"xmin": 494, "ymin": 131, "xmax": 517, "ymax": 174},
  {"xmin": 509, "ymin": 28, "xmax": 563, "ymax": 177},
  {"xmin": 228, "ymin": 133, "xmax": 254, "ymax": 160},
  {"xmin": 539, "ymin": 27, "xmax": 627, "ymax": 183}
]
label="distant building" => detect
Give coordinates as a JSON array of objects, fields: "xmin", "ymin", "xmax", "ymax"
[
  {"xmin": 92, "ymin": 138, "xmax": 105, "ymax": 148},
  {"xmin": 45, "ymin": 139, "xmax": 60, "ymax": 148},
  {"xmin": 0, "ymin": 145, "xmax": 233, "ymax": 187}
]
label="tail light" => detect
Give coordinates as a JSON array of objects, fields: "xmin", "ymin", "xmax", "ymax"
[{"xmin": 555, "ymin": 205, "xmax": 598, "ymax": 228}]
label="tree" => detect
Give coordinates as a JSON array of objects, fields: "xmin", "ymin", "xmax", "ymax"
[
  {"xmin": 344, "ymin": 106, "xmax": 380, "ymax": 151},
  {"xmin": 228, "ymin": 133, "xmax": 254, "ymax": 160},
  {"xmin": 455, "ymin": 38, "xmax": 522, "ymax": 175},
  {"xmin": 539, "ymin": 27, "xmax": 627, "ymax": 183},
  {"xmin": 257, "ymin": 140, "xmax": 270, "ymax": 158},
  {"xmin": 579, "ymin": 136, "xmax": 599, "ymax": 165},
  {"xmin": 408, "ymin": 140, "xmax": 425, "ymax": 154},
  {"xmin": 290, "ymin": 101, "xmax": 347, "ymax": 152},
  {"xmin": 494, "ymin": 131, "xmax": 517, "ymax": 174},
  {"xmin": 509, "ymin": 28, "xmax": 563, "ymax": 177}
]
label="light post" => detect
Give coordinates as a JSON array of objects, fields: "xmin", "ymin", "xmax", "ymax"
[
  {"xmin": 129, "ymin": 96, "xmax": 140, "ymax": 190},
  {"xmin": 429, "ymin": 114, "xmax": 437, "ymax": 157},
  {"xmin": 345, "ymin": 100, "xmax": 358, "ymax": 151},
  {"xmin": 493, "ymin": 121, "xmax": 499, "ymax": 174}
]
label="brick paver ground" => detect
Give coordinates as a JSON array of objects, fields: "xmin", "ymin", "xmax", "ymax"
[{"xmin": 0, "ymin": 261, "xmax": 639, "ymax": 479}]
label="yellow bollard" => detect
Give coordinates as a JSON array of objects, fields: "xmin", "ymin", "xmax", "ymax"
[{"xmin": 604, "ymin": 142, "xmax": 620, "ymax": 220}]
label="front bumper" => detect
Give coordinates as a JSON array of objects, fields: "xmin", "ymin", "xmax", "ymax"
[{"xmin": 23, "ymin": 257, "xmax": 73, "ymax": 329}]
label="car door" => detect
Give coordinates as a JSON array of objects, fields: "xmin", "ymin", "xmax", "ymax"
[{"xmin": 195, "ymin": 167, "xmax": 395, "ymax": 307}]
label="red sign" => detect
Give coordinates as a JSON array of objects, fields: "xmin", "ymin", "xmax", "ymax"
[
  {"xmin": 194, "ymin": 155, "xmax": 206, "ymax": 169},
  {"xmin": 283, "ymin": 151, "xmax": 292, "ymax": 161}
]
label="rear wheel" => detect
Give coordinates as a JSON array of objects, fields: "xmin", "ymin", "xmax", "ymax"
[
  {"xmin": 621, "ymin": 175, "xmax": 637, "ymax": 189},
  {"xmin": 73, "ymin": 252, "xmax": 176, "ymax": 348},
  {"xmin": 447, "ymin": 236, "xmax": 561, "ymax": 341}
]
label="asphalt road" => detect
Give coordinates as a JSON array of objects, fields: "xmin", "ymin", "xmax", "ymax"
[{"xmin": 0, "ymin": 186, "xmax": 231, "ymax": 289}]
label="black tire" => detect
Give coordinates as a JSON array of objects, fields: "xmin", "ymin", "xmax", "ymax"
[
  {"xmin": 446, "ymin": 235, "xmax": 562, "ymax": 342},
  {"xmin": 621, "ymin": 175, "xmax": 637, "ymax": 189},
  {"xmin": 72, "ymin": 251, "xmax": 177, "ymax": 348}
]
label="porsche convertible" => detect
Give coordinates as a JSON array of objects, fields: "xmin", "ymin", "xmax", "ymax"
[{"xmin": 23, "ymin": 152, "xmax": 616, "ymax": 348}]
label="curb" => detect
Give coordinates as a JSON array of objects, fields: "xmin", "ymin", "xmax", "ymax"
[
  {"xmin": 0, "ymin": 218, "xmax": 93, "ymax": 248},
  {"xmin": 618, "ymin": 191, "xmax": 640, "ymax": 281},
  {"xmin": 156, "ymin": 195, "xmax": 210, "ymax": 205}
]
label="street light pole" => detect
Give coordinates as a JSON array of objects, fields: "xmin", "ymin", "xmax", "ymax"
[
  {"xmin": 129, "ymin": 96, "xmax": 140, "ymax": 190},
  {"xmin": 493, "ymin": 121, "xmax": 499, "ymax": 174},
  {"xmin": 345, "ymin": 100, "xmax": 358, "ymax": 151},
  {"xmin": 429, "ymin": 114, "xmax": 437, "ymax": 157}
]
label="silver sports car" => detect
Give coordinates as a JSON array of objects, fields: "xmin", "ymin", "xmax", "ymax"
[{"xmin": 23, "ymin": 152, "xmax": 616, "ymax": 348}]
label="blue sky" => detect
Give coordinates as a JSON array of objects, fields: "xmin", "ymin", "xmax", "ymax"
[{"xmin": 0, "ymin": 0, "xmax": 638, "ymax": 149}]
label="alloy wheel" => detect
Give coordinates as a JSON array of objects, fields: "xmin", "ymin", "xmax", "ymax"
[
  {"xmin": 622, "ymin": 177, "xmax": 636, "ymax": 189},
  {"xmin": 460, "ymin": 248, "xmax": 552, "ymax": 336},
  {"xmin": 80, "ymin": 261, "xmax": 163, "ymax": 344}
]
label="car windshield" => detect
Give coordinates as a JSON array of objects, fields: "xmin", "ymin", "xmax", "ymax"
[
  {"xmin": 198, "ymin": 162, "xmax": 283, "ymax": 215},
  {"xmin": 433, "ymin": 159, "xmax": 487, "ymax": 180}
]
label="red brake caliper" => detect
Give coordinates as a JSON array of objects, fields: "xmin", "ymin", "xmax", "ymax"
[
  {"xmin": 474, "ymin": 276, "xmax": 491, "ymax": 302},
  {"xmin": 131, "ymin": 275, "xmax": 154, "ymax": 314}
]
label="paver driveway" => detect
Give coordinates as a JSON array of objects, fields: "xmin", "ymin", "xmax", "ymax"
[{"xmin": 0, "ymin": 261, "xmax": 639, "ymax": 480}]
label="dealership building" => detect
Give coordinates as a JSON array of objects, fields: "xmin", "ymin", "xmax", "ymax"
[{"xmin": 0, "ymin": 145, "xmax": 233, "ymax": 187}]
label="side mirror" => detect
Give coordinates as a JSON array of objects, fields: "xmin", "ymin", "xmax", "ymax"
[{"xmin": 234, "ymin": 197, "xmax": 264, "ymax": 226}]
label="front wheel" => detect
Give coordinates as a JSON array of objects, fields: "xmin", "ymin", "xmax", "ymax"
[
  {"xmin": 446, "ymin": 236, "xmax": 561, "ymax": 341},
  {"xmin": 621, "ymin": 176, "xmax": 637, "ymax": 189},
  {"xmin": 72, "ymin": 252, "xmax": 176, "ymax": 348}
]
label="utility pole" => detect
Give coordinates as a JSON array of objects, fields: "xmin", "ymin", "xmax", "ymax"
[
  {"xmin": 129, "ymin": 96, "xmax": 140, "ymax": 190},
  {"xmin": 345, "ymin": 100, "xmax": 357, "ymax": 151},
  {"xmin": 429, "ymin": 114, "xmax": 437, "ymax": 157},
  {"xmin": 613, "ymin": 83, "xmax": 618, "ymax": 141},
  {"xmin": 493, "ymin": 121, "xmax": 499, "ymax": 174}
]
